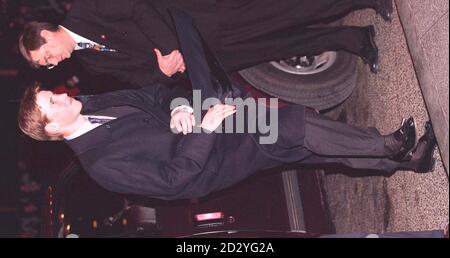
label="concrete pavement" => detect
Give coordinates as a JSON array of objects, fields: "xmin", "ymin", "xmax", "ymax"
[{"xmin": 322, "ymin": 3, "xmax": 449, "ymax": 234}]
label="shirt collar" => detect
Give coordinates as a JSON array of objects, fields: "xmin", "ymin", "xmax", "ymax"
[
  {"xmin": 65, "ymin": 116, "xmax": 101, "ymax": 140},
  {"xmin": 59, "ymin": 25, "xmax": 100, "ymax": 50}
]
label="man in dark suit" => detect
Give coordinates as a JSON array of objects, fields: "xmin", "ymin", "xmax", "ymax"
[
  {"xmin": 16, "ymin": 80, "xmax": 436, "ymax": 200},
  {"xmin": 19, "ymin": 0, "xmax": 393, "ymax": 89}
]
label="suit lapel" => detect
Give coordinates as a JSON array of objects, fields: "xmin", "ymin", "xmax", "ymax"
[
  {"xmin": 65, "ymin": 124, "xmax": 112, "ymax": 155},
  {"xmin": 79, "ymin": 94, "xmax": 170, "ymax": 127}
]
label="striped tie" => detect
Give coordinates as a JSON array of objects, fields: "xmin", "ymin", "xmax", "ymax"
[{"xmin": 77, "ymin": 42, "xmax": 117, "ymax": 52}]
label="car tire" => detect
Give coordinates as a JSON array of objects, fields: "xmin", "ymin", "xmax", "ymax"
[{"xmin": 238, "ymin": 50, "xmax": 358, "ymax": 111}]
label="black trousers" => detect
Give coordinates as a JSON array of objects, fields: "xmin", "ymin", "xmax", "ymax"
[
  {"xmin": 301, "ymin": 111, "xmax": 400, "ymax": 172},
  {"xmin": 216, "ymin": 0, "xmax": 377, "ymax": 70},
  {"xmin": 174, "ymin": 4, "xmax": 400, "ymax": 173}
]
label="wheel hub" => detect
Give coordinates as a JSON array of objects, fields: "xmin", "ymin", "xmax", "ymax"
[{"xmin": 270, "ymin": 51, "xmax": 337, "ymax": 75}]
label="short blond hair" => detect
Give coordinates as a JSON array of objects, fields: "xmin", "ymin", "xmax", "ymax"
[{"xmin": 17, "ymin": 83, "xmax": 63, "ymax": 141}]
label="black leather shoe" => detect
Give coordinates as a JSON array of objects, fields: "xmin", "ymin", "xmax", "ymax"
[
  {"xmin": 376, "ymin": 0, "xmax": 394, "ymax": 22},
  {"xmin": 406, "ymin": 121, "xmax": 437, "ymax": 173},
  {"xmin": 385, "ymin": 117, "xmax": 416, "ymax": 161},
  {"xmin": 361, "ymin": 26, "xmax": 380, "ymax": 74}
]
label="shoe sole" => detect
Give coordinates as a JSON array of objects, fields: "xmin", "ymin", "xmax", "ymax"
[
  {"xmin": 405, "ymin": 118, "xmax": 418, "ymax": 159},
  {"xmin": 416, "ymin": 121, "xmax": 437, "ymax": 173},
  {"xmin": 417, "ymin": 151, "xmax": 436, "ymax": 173},
  {"xmin": 395, "ymin": 117, "xmax": 417, "ymax": 161},
  {"xmin": 379, "ymin": 0, "xmax": 394, "ymax": 22},
  {"xmin": 366, "ymin": 26, "xmax": 380, "ymax": 73}
]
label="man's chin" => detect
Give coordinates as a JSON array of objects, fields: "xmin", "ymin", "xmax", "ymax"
[{"xmin": 64, "ymin": 51, "xmax": 72, "ymax": 59}]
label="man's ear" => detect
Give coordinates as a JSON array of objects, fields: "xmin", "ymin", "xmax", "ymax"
[
  {"xmin": 45, "ymin": 122, "xmax": 60, "ymax": 135},
  {"xmin": 40, "ymin": 30, "xmax": 53, "ymax": 41}
]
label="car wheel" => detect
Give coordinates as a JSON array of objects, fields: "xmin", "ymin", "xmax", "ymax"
[{"xmin": 238, "ymin": 50, "xmax": 358, "ymax": 111}]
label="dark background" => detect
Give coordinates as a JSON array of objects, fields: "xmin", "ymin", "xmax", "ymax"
[
  {"xmin": 0, "ymin": 0, "xmax": 71, "ymax": 237},
  {"xmin": 0, "ymin": 0, "xmax": 126, "ymax": 237}
]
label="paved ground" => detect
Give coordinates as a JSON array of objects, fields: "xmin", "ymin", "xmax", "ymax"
[{"xmin": 321, "ymin": 5, "xmax": 449, "ymax": 234}]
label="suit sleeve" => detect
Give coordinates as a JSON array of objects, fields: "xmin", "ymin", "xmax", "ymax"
[
  {"xmin": 94, "ymin": 0, "xmax": 179, "ymax": 53},
  {"xmin": 83, "ymin": 82, "xmax": 192, "ymax": 117},
  {"xmin": 86, "ymin": 63, "xmax": 176, "ymax": 88},
  {"xmin": 160, "ymin": 132, "xmax": 217, "ymax": 188},
  {"xmin": 88, "ymin": 132, "xmax": 217, "ymax": 200}
]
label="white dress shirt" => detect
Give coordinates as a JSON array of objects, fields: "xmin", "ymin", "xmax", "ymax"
[
  {"xmin": 65, "ymin": 115, "xmax": 116, "ymax": 140},
  {"xmin": 60, "ymin": 26, "xmax": 102, "ymax": 51}
]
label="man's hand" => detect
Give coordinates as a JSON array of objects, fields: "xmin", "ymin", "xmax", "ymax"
[
  {"xmin": 154, "ymin": 48, "xmax": 186, "ymax": 77},
  {"xmin": 201, "ymin": 104, "xmax": 236, "ymax": 132},
  {"xmin": 170, "ymin": 110, "xmax": 195, "ymax": 135}
]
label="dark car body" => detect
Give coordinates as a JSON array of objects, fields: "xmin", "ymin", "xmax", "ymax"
[{"xmin": 42, "ymin": 149, "xmax": 334, "ymax": 238}]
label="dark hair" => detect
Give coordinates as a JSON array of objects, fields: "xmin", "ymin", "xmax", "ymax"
[
  {"xmin": 18, "ymin": 22, "xmax": 59, "ymax": 68},
  {"xmin": 17, "ymin": 82, "xmax": 62, "ymax": 141}
]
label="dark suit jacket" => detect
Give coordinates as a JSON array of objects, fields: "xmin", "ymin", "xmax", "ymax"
[
  {"xmin": 62, "ymin": 0, "xmax": 318, "ymax": 88},
  {"xmin": 63, "ymin": 0, "xmax": 221, "ymax": 88},
  {"xmin": 66, "ymin": 85, "xmax": 309, "ymax": 200}
]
